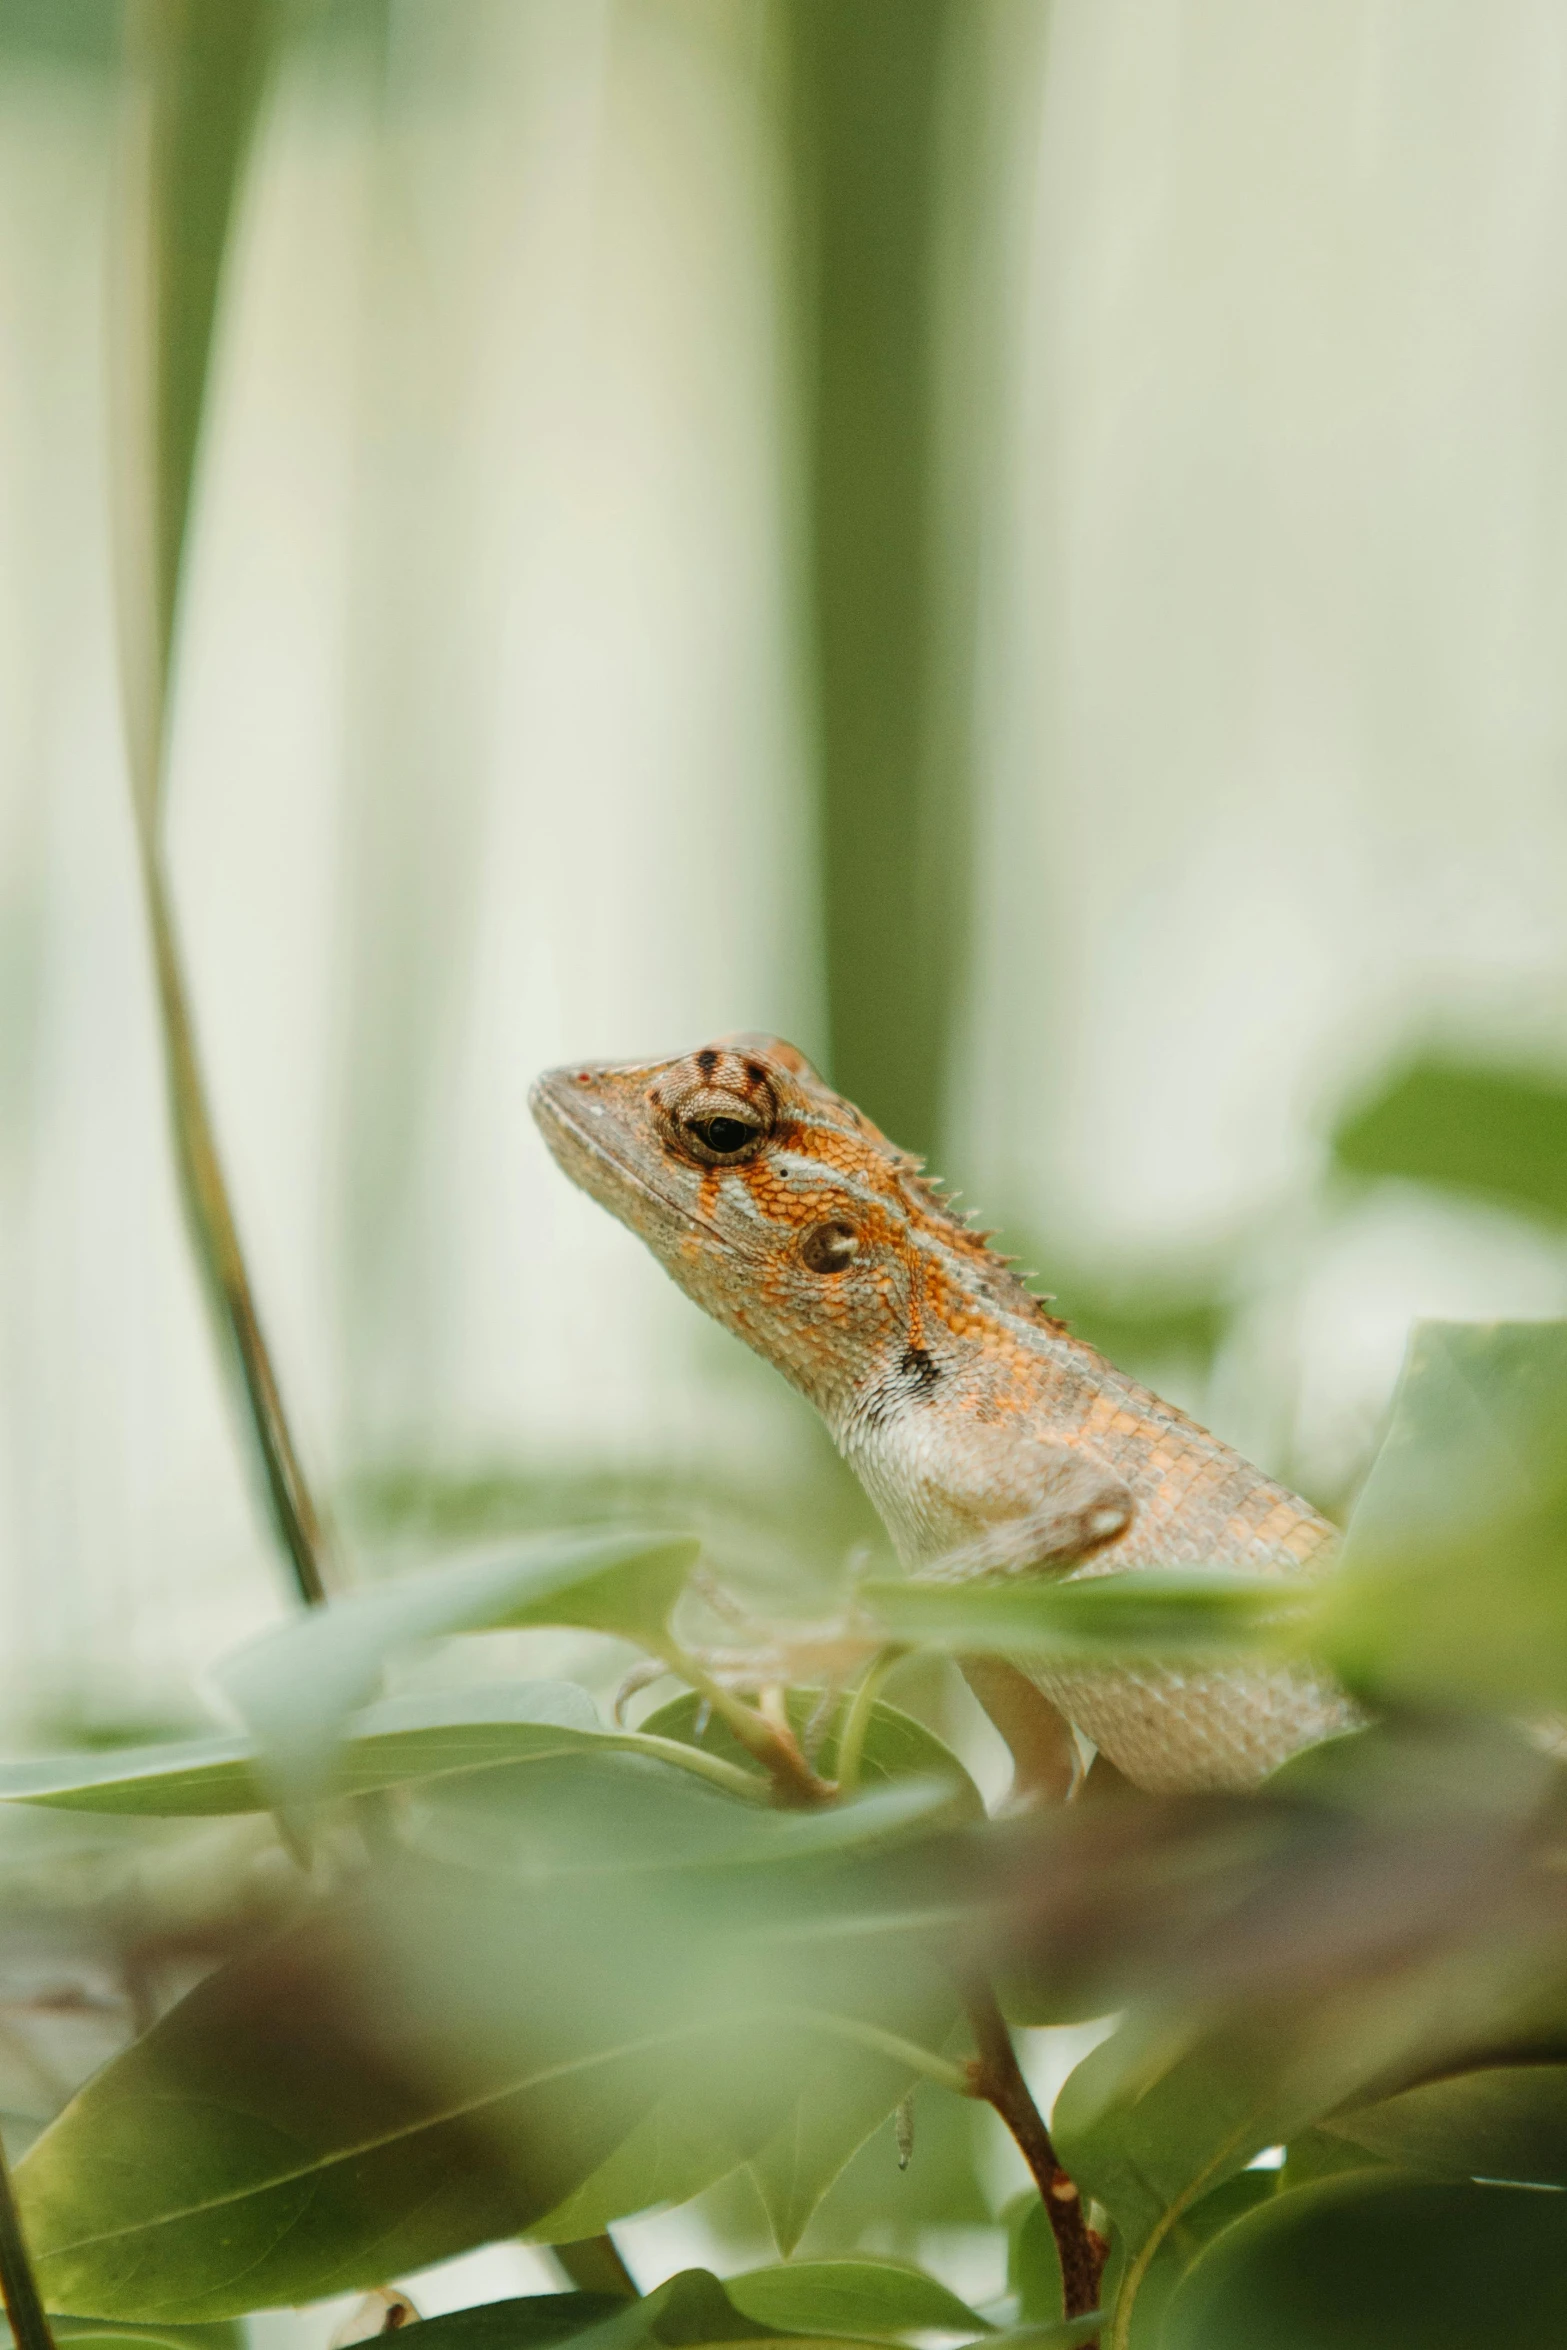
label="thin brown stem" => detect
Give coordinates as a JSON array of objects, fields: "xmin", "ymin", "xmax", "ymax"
[
  {"xmin": 965, "ymin": 1984, "xmax": 1105, "ymax": 2325},
  {"xmin": 0, "ymin": 2131, "xmax": 55, "ymax": 2350}
]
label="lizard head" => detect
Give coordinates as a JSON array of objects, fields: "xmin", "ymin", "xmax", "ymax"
[{"xmin": 530, "ymin": 1034, "xmax": 1058, "ymax": 1430}]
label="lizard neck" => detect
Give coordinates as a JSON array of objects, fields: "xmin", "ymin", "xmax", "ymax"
[{"xmin": 827, "ymin": 1307, "xmax": 1334, "ymax": 1578}]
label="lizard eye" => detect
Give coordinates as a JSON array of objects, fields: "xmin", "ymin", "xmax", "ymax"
[
  {"xmin": 801, "ymin": 1220, "xmax": 859, "ymax": 1274},
  {"xmin": 688, "ymin": 1116, "xmax": 753, "ymax": 1154},
  {"xmin": 674, "ymin": 1100, "xmax": 768, "ymax": 1163}
]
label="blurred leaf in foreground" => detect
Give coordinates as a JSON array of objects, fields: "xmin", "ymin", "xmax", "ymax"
[
  {"xmin": 1318, "ymin": 1319, "xmax": 1567, "ymax": 1710},
  {"xmin": 859, "ymin": 1572, "xmax": 1304, "ymax": 1663},
  {"xmin": 215, "ymin": 1532, "xmax": 697, "ymax": 1799},
  {"xmin": 1324, "ymin": 2062, "xmax": 1567, "ymax": 2187},
  {"xmin": 1163, "ymin": 2171, "xmax": 1567, "ymax": 2348},
  {"xmin": 16, "ymin": 1734, "xmax": 975, "ymax": 2316},
  {"xmin": 0, "ymin": 1684, "xmax": 773, "ymax": 1820}
]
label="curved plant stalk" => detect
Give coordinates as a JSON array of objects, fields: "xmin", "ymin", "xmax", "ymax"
[
  {"xmin": 0, "ymin": 2133, "xmax": 53, "ymax": 2350},
  {"xmin": 111, "ymin": 0, "xmax": 334, "ymax": 1608},
  {"xmin": 136, "ymin": 857, "xmax": 334, "ymax": 1604}
]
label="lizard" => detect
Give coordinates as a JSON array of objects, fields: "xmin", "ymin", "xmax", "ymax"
[{"xmin": 529, "ymin": 1034, "xmax": 1358, "ymax": 1795}]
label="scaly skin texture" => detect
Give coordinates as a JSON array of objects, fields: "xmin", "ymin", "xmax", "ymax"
[{"xmin": 530, "ymin": 1036, "xmax": 1356, "ymax": 1793}]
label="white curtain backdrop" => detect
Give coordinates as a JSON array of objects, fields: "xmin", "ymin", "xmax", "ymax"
[{"xmin": 5, "ymin": 0, "xmax": 1567, "ymax": 1693}]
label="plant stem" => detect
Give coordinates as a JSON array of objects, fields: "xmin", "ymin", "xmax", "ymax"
[
  {"xmin": 622, "ymin": 1729, "xmax": 772, "ymax": 1803},
  {"xmin": 652, "ymin": 1642, "xmax": 835, "ymax": 1805},
  {"xmin": 0, "ymin": 2134, "xmax": 54, "ymax": 2350},
  {"xmin": 139, "ymin": 851, "xmax": 335, "ymax": 1608},
  {"xmin": 834, "ymin": 1644, "xmax": 904, "ymax": 1792},
  {"xmin": 964, "ymin": 1984, "xmax": 1105, "ymax": 2326}
]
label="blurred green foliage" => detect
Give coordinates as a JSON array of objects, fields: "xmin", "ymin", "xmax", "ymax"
[
  {"xmin": 1333, "ymin": 1055, "xmax": 1567, "ymax": 1227},
  {"xmin": 12, "ymin": 1326, "xmax": 1567, "ymax": 2342}
]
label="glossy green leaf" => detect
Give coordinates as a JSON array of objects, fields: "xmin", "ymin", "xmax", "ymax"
[
  {"xmin": 1318, "ymin": 1320, "xmax": 1567, "ymax": 1709},
  {"xmin": 1333, "ymin": 1055, "xmax": 1567, "ymax": 1226},
  {"xmin": 1051, "ymin": 2020, "xmax": 1361, "ymax": 2350},
  {"xmin": 388, "ymin": 2270, "xmax": 882, "ymax": 2350},
  {"xmin": 1052, "ymin": 2026, "xmax": 1307, "ymax": 2261},
  {"xmin": 1163, "ymin": 2172, "xmax": 1567, "ymax": 2348},
  {"xmin": 858, "ymin": 1572, "xmax": 1305, "ymax": 1663},
  {"xmin": 216, "ymin": 1531, "xmax": 697, "ymax": 1797},
  {"xmin": 726, "ymin": 2257, "xmax": 988, "ymax": 2338},
  {"xmin": 1113, "ymin": 2168, "xmax": 1276, "ymax": 2349},
  {"xmin": 1325, "ymin": 2062, "xmax": 1567, "ymax": 2187}
]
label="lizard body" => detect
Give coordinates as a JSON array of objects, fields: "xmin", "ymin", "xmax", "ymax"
[{"xmin": 530, "ymin": 1036, "xmax": 1356, "ymax": 1792}]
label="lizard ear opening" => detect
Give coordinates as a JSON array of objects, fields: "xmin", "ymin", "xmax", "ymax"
[{"xmin": 800, "ymin": 1220, "xmax": 859, "ymax": 1273}]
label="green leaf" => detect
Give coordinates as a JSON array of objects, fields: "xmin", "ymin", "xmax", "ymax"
[
  {"xmin": 858, "ymin": 1573, "xmax": 1305, "ymax": 1663},
  {"xmin": 724, "ymin": 2258, "xmax": 989, "ymax": 2338},
  {"xmin": 1324, "ymin": 2063, "xmax": 1567, "ymax": 2187},
  {"xmin": 632, "ymin": 1690, "xmax": 974, "ymax": 2253},
  {"xmin": 128, "ymin": 0, "xmax": 275, "ymax": 702},
  {"xmin": 1051, "ymin": 2020, "xmax": 1362, "ymax": 2350},
  {"xmin": 1278, "ymin": 2129, "xmax": 1395, "ymax": 2194},
  {"xmin": 1052, "ymin": 2026, "xmax": 1306, "ymax": 2262},
  {"xmin": 979, "ymin": 2324, "xmax": 1103, "ymax": 2350},
  {"xmin": 1163, "ymin": 2172, "xmax": 1567, "ymax": 2348},
  {"xmin": 15, "ymin": 1863, "xmax": 683, "ymax": 2319},
  {"xmin": 216, "ymin": 1531, "xmax": 698, "ymax": 1797},
  {"xmin": 520, "ymin": 2089, "xmax": 767, "ymax": 2247},
  {"xmin": 0, "ymin": 1684, "xmax": 775, "ymax": 1818},
  {"xmin": 5, "ymin": 2326, "xmax": 239, "ymax": 2350},
  {"xmin": 746, "ymin": 2051, "xmax": 923, "ymax": 2260},
  {"xmin": 17, "ymin": 1738, "xmax": 970, "ymax": 2317},
  {"xmin": 1317, "ymin": 1320, "xmax": 1567, "ymax": 1709},
  {"xmin": 0, "ymin": 1732, "xmax": 258, "ymax": 1815},
  {"xmin": 357, "ymin": 2292, "xmax": 627, "ymax": 2350},
  {"xmin": 1004, "ymin": 2191, "xmax": 1062, "ymax": 2326},
  {"xmin": 391, "ymin": 2270, "xmax": 886, "ymax": 2350},
  {"xmin": 1113, "ymin": 2169, "xmax": 1276, "ymax": 2349},
  {"xmin": 1332, "ymin": 1055, "xmax": 1567, "ymax": 1225}
]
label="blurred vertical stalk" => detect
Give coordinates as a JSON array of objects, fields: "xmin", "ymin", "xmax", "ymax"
[
  {"xmin": 110, "ymin": 0, "xmax": 335, "ymax": 1606},
  {"xmin": 782, "ymin": 0, "xmax": 969, "ymax": 1165},
  {"xmin": 0, "ymin": 2136, "xmax": 53, "ymax": 2350}
]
